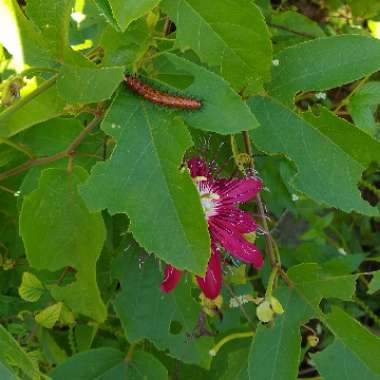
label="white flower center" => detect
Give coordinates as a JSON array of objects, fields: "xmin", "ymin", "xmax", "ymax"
[
  {"xmin": 199, "ymin": 190, "xmax": 219, "ymax": 218},
  {"xmin": 193, "ymin": 176, "xmax": 220, "ymax": 218},
  {"xmin": 201, "ymin": 195, "xmax": 216, "ymax": 215}
]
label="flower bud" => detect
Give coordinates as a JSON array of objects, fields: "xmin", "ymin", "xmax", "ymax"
[
  {"xmin": 307, "ymin": 335, "xmax": 319, "ymax": 347},
  {"xmin": 256, "ymin": 296, "xmax": 285, "ymax": 323},
  {"xmin": 256, "ymin": 300, "xmax": 274, "ymax": 323},
  {"xmin": 270, "ymin": 296, "xmax": 284, "ymax": 315}
]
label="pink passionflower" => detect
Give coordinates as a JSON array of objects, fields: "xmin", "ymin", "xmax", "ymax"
[{"xmin": 160, "ymin": 157, "xmax": 263, "ymax": 299}]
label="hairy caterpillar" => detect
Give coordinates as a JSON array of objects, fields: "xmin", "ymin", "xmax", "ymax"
[{"xmin": 124, "ymin": 75, "xmax": 202, "ymax": 110}]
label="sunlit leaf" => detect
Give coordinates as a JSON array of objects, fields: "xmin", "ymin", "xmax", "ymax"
[
  {"xmin": 57, "ymin": 65, "xmax": 125, "ymax": 103},
  {"xmin": 18, "ymin": 272, "xmax": 44, "ymax": 302},
  {"xmin": 108, "ymin": 0, "xmax": 162, "ymax": 31},
  {"xmin": 0, "ymin": 325, "xmax": 40, "ymax": 380},
  {"xmin": 35, "ymin": 302, "xmax": 63, "ymax": 329}
]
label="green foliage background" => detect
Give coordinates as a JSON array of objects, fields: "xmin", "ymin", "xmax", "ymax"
[{"xmin": 0, "ymin": 0, "xmax": 380, "ymax": 379}]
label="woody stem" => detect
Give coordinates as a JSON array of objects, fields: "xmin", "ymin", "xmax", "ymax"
[{"xmin": 242, "ymin": 131, "xmax": 293, "ymax": 287}]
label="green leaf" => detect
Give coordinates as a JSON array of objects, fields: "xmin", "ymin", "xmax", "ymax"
[
  {"xmin": 348, "ymin": 81, "xmax": 380, "ymax": 136},
  {"xmin": 268, "ymin": 35, "xmax": 380, "ymax": 105},
  {"xmin": 59, "ymin": 304, "xmax": 76, "ymax": 325},
  {"xmin": 51, "ymin": 347, "xmax": 168, "ymax": 380},
  {"xmin": 0, "ymin": 82, "xmax": 67, "ymax": 138},
  {"xmin": 16, "ymin": 117, "xmax": 84, "ymax": 156},
  {"xmin": 288, "ymin": 263, "xmax": 357, "ymax": 303},
  {"xmin": 91, "ymin": 0, "xmax": 120, "ymax": 29},
  {"xmin": 270, "ymin": 10, "xmax": 325, "ymax": 39},
  {"xmin": 108, "ymin": 0, "xmax": 161, "ymax": 31},
  {"xmin": 248, "ymin": 263, "xmax": 358, "ymax": 380},
  {"xmin": 322, "ymin": 253, "xmax": 366, "ymax": 276},
  {"xmin": 249, "ymin": 288, "xmax": 311, "ymax": 380},
  {"xmin": 51, "ymin": 348, "xmax": 124, "ymax": 379},
  {"xmin": 313, "ymin": 306, "xmax": 380, "ymax": 380},
  {"xmin": 220, "ymin": 349, "xmax": 249, "ymax": 380},
  {"xmin": 152, "ymin": 53, "xmax": 260, "ymax": 134},
  {"xmin": 19, "ymin": 167, "xmax": 107, "ymax": 322},
  {"xmin": 100, "ymin": 19, "xmax": 151, "ymax": 67},
  {"xmin": 255, "ymin": 157, "xmax": 294, "ymax": 216},
  {"xmin": 18, "ymin": 272, "xmax": 44, "ymax": 302},
  {"xmin": 0, "ymin": 0, "xmax": 55, "ymax": 70},
  {"xmin": 0, "ymin": 324, "xmax": 40, "ymax": 380},
  {"xmin": 368, "ymin": 271, "xmax": 380, "ymax": 294},
  {"xmin": 113, "ymin": 248, "xmax": 214, "ymax": 368},
  {"xmin": 40, "ymin": 329, "xmax": 67, "ymax": 365},
  {"xmin": 35, "ymin": 302, "xmax": 63, "ymax": 329},
  {"xmin": 161, "ymin": 0, "xmax": 272, "ymax": 93},
  {"xmin": 80, "ymin": 90, "xmax": 210, "ymax": 275},
  {"xmin": 124, "ymin": 351, "xmax": 168, "ymax": 380},
  {"xmin": 25, "ymin": 0, "xmax": 74, "ymax": 60},
  {"xmin": 249, "ymin": 96, "xmax": 379, "ymax": 215},
  {"xmin": 74, "ymin": 324, "xmax": 98, "ymax": 352},
  {"xmin": 57, "ymin": 65, "xmax": 125, "ymax": 103},
  {"xmin": 0, "ymin": 361, "xmax": 17, "ymax": 380},
  {"xmin": 347, "ymin": 0, "xmax": 380, "ymax": 18},
  {"xmin": 303, "ymin": 107, "xmax": 380, "ymax": 169}
]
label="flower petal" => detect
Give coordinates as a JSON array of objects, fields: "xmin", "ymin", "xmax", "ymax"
[
  {"xmin": 160, "ymin": 265, "xmax": 183, "ymax": 293},
  {"xmin": 187, "ymin": 156, "xmax": 210, "ymax": 179},
  {"xmin": 212, "ymin": 208, "xmax": 257, "ymax": 233},
  {"xmin": 196, "ymin": 247, "xmax": 222, "ymax": 299},
  {"xmin": 209, "ymin": 219, "xmax": 263, "ymax": 268},
  {"xmin": 214, "ymin": 177, "xmax": 262, "ymax": 204}
]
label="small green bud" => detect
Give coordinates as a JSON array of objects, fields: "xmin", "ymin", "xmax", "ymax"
[
  {"xmin": 256, "ymin": 296, "xmax": 285, "ymax": 323},
  {"xmin": 307, "ymin": 335, "xmax": 319, "ymax": 347},
  {"xmin": 256, "ymin": 300, "xmax": 274, "ymax": 323},
  {"xmin": 270, "ymin": 296, "xmax": 284, "ymax": 315}
]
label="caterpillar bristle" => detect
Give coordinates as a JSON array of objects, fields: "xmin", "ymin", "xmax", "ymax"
[{"xmin": 124, "ymin": 75, "xmax": 202, "ymax": 110}]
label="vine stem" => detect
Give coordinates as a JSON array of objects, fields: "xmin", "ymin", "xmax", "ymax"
[
  {"xmin": 302, "ymin": 324, "xmax": 318, "ymax": 336},
  {"xmin": 353, "ymin": 295, "xmax": 380, "ymax": 327},
  {"xmin": 224, "ymin": 283, "xmax": 254, "ymax": 327},
  {"xmin": 0, "ymin": 184, "xmax": 16, "ymax": 195},
  {"xmin": 242, "ymin": 131, "xmax": 293, "ymax": 287},
  {"xmin": 0, "ymin": 137, "xmax": 35, "ymax": 158},
  {"xmin": 333, "ymin": 75, "xmax": 369, "ymax": 113},
  {"xmin": 242, "ymin": 131, "xmax": 275, "ymax": 267},
  {"xmin": 125, "ymin": 343, "xmax": 137, "ymax": 363},
  {"xmin": 360, "ymin": 179, "xmax": 380, "ymax": 199},
  {"xmin": 209, "ymin": 331, "xmax": 254, "ymax": 356},
  {"xmin": 0, "ymin": 112, "xmax": 103, "ymax": 182},
  {"xmin": 265, "ymin": 266, "xmax": 278, "ymax": 298},
  {"xmin": 267, "ymin": 22, "xmax": 317, "ymax": 38}
]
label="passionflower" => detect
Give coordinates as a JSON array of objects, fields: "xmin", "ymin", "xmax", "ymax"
[{"xmin": 160, "ymin": 157, "xmax": 263, "ymax": 299}]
